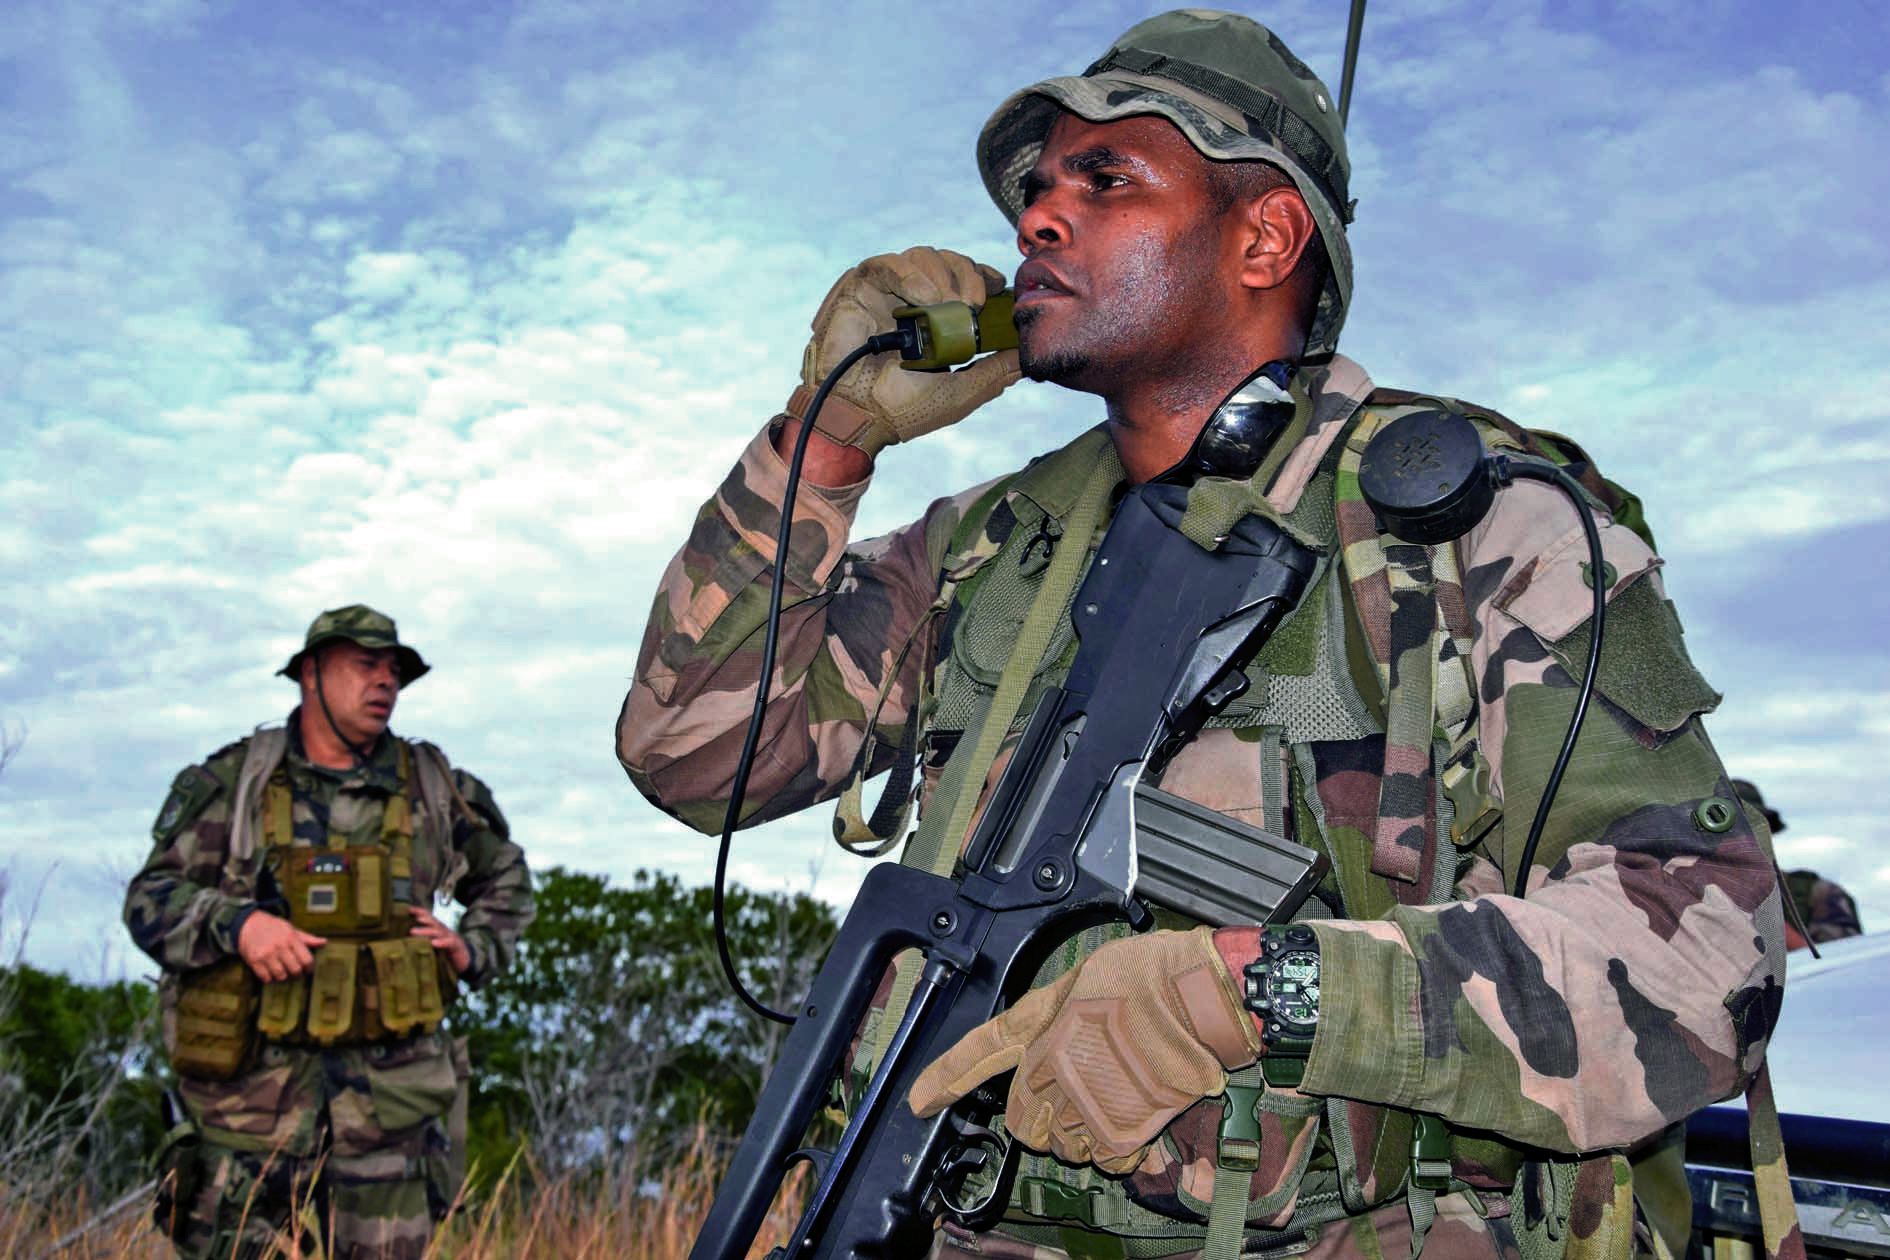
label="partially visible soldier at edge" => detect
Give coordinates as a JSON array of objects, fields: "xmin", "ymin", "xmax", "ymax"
[
  {"xmin": 1733, "ymin": 778, "xmax": 1866, "ymax": 949},
  {"xmin": 619, "ymin": 10, "xmax": 1787, "ymax": 1260},
  {"xmin": 124, "ymin": 604, "xmax": 533, "ymax": 1259}
]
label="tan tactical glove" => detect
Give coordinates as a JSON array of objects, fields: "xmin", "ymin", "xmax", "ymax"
[
  {"xmin": 793, "ymin": 246, "xmax": 1021, "ymax": 458},
  {"xmin": 908, "ymin": 926, "xmax": 1261, "ymax": 1174}
]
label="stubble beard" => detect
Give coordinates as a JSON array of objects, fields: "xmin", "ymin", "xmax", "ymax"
[
  {"xmin": 1013, "ymin": 227, "xmax": 1214, "ymax": 396},
  {"xmin": 1015, "ymin": 305, "xmax": 1093, "ymax": 387}
]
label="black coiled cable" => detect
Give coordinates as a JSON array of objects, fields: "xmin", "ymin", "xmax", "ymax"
[
  {"xmin": 1496, "ymin": 458, "xmax": 1607, "ymax": 899},
  {"xmin": 712, "ymin": 334, "xmax": 906, "ymax": 1026}
]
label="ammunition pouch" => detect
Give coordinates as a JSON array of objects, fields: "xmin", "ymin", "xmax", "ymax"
[
  {"xmin": 364, "ymin": 936, "xmax": 450, "ymax": 1039},
  {"xmin": 171, "ymin": 958, "xmax": 259, "ymax": 1082},
  {"xmin": 252, "ymin": 937, "xmax": 456, "ymax": 1047},
  {"xmin": 255, "ymin": 973, "xmax": 306, "ymax": 1041},
  {"xmin": 306, "ymin": 941, "xmax": 361, "ymax": 1043}
]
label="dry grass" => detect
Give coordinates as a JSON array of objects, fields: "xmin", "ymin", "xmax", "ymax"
[{"xmin": 3, "ymin": 1125, "xmax": 807, "ymax": 1260}]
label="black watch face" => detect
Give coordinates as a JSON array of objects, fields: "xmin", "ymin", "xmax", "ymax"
[{"xmin": 1271, "ymin": 949, "xmax": 1321, "ymax": 1029}]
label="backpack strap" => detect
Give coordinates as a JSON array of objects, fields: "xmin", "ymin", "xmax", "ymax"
[
  {"xmin": 409, "ymin": 739, "xmax": 477, "ymax": 896},
  {"xmin": 1334, "ymin": 401, "xmax": 1481, "ymax": 895},
  {"xmin": 383, "ymin": 740, "xmax": 415, "ymax": 907},
  {"xmin": 1745, "ymin": 1061, "xmax": 1808, "ymax": 1260},
  {"xmin": 228, "ymin": 725, "xmax": 290, "ymax": 870}
]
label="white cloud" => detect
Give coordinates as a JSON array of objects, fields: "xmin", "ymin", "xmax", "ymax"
[{"xmin": 2, "ymin": 0, "xmax": 1885, "ymax": 978}]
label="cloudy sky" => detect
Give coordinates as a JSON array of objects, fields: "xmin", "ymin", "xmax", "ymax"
[{"xmin": 2, "ymin": 0, "xmax": 1886, "ymax": 981}]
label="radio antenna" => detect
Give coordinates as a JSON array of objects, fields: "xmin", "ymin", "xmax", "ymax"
[{"xmin": 1339, "ymin": 0, "xmax": 1368, "ymax": 128}]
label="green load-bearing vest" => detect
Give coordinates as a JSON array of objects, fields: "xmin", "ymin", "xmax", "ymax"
[
  {"xmin": 830, "ymin": 396, "xmax": 1677, "ymax": 1259},
  {"xmin": 253, "ymin": 740, "xmax": 454, "ymax": 1046}
]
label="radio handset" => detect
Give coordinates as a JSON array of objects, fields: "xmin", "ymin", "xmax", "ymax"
[{"xmin": 889, "ymin": 291, "xmax": 1019, "ymax": 371}]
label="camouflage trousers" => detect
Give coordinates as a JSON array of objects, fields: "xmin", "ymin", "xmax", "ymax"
[
  {"xmin": 930, "ymin": 1191, "xmax": 1523, "ymax": 1260},
  {"xmin": 163, "ymin": 1035, "xmax": 464, "ymax": 1260}
]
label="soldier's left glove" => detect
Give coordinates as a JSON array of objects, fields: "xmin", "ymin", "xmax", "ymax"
[
  {"xmin": 909, "ymin": 926, "xmax": 1261, "ymax": 1173},
  {"xmin": 795, "ymin": 246, "xmax": 1020, "ymax": 458}
]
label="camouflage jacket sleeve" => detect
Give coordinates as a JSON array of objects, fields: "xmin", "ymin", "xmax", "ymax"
[
  {"xmin": 442, "ymin": 767, "xmax": 533, "ymax": 990},
  {"xmin": 617, "ymin": 423, "xmax": 999, "ymax": 834},
  {"xmin": 122, "ymin": 746, "xmax": 252, "ymax": 972},
  {"xmin": 1301, "ymin": 477, "xmax": 1786, "ymax": 1154}
]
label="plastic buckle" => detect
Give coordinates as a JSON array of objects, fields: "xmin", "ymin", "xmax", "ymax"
[
  {"xmin": 1219, "ymin": 1083, "xmax": 1264, "ymax": 1173},
  {"xmin": 1411, "ymin": 1114, "xmax": 1453, "ymax": 1192},
  {"xmin": 1018, "ymin": 1177, "xmax": 1129, "ymax": 1229}
]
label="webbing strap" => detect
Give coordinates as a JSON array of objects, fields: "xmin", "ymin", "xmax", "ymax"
[
  {"xmin": 1369, "ymin": 540, "xmax": 1435, "ymax": 886},
  {"xmin": 381, "ymin": 741, "xmax": 413, "ymax": 845},
  {"xmin": 1335, "ymin": 407, "xmax": 1481, "ymax": 891},
  {"xmin": 918, "ymin": 447, "xmax": 1121, "ymax": 876},
  {"xmin": 1407, "ymin": 1187, "xmax": 1437, "ymax": 1259},
  {"xmin": 1204, "ymin": 1070, "xmax": 1266, "ymax": 1260},
  {"xmin": 831, "ymin": 604, "xmax": 942, "ymax": 856},
  {"xmin": 384, "ymin": 741, "xmax": 415, "ymax": 906},
  {"xmin": 866, "ymin": 445, "xmax": 1121, "ymax": 1077},
  {"xmin": 264, "ymin": 769, "xmax": 292, "ymax": 854},
  {"xmin": 1745, "ymin": 1063, "xmax": 1808, "ymax": 1260}
]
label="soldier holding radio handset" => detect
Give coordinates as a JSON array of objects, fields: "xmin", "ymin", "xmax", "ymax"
[{"xmin": 621, "ymin": 11, "xmax": 1788, "ymax": 1258}]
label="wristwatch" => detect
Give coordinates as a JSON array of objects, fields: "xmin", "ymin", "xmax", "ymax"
[{"xmin": 1242, "ymin": 924, "xmax": 1321, "ymax": 1087}]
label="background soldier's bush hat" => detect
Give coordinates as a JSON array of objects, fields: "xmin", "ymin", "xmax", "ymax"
[
  {"xmin": 1731, "ymin": 778, "xmax": 1786, "ymax": 833},
  {"xmin": 278, "ymin": 603, "xmax": 431, "ymax": 688},
  {"xmin": 976, "ymin": 8, "xmax": 1355, "ymax": 358}
]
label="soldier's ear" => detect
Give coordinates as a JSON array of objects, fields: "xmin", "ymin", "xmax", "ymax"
[{"xmin": 1237, "ymin": 186, "xmax": 1316, "ymax": 295}]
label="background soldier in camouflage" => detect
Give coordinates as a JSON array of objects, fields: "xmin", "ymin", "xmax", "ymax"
[
  {"xmin": 126, "ymin": 605, "xmax": 533, "ymax": 1259},
  {"xmin": 1733, "ymin": 779, "xmax": 1865, "ymax": 948},
  {"xmin": 619, "ymin": 11, "xmax": 1786, "ymax": 1259}
]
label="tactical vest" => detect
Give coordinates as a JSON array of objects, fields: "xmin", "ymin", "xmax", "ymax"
[
  {"xmin": 831, "ymin": 395, "xmax": 1663, "ymax": 1259},
  {"xmin": 169, "ymin": 734, "xmax": 464, "ymax": 1081},
  {"xmin": 252, "ymin": 740, "xmax": 455, "ymax": 1046}
]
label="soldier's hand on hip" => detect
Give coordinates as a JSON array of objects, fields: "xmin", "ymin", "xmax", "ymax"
[
  {"xmin": 797, "ymin": 246, "xmax": 1021, "ymax": 458},
  {"xmin": 409, "ymin": 905, "xmax": 471, "ymax": 976},
  {"xmin": 236, "ymin": 911, "xmax": 327, "ymax": 983},
  {"xmin": 909, "ymin": 927, "xmax": 1262, "ymax": 1173}
]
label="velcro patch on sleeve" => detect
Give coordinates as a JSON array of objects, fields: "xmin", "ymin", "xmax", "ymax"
[
  {"xmin": 1546, "ymin": 578, "xmax": 1720, "ymax": 736},
  {"xmin": 152, "ymin": 766, "xmax": 221, "ymax": 844},
  {"xmin": 1496, "ymin": 514, "xmax": 1718, "ymax": 738}
]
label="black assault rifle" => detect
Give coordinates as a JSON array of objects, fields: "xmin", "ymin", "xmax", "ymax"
[{"xmin": 692, "ymin": 480, "xmax": 1325, "ymax": 1259}]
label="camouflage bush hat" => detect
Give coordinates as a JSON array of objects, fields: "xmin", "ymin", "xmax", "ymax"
[
  {"xmin": 278, "ymin": 604, "xmax": 430, "ymax": 688},
  {"xmin": 977, "ymin": 9, "xmax": 1355, "ymax": 357},
  {"xmin": 1731, "ymin": 779, "xmax": 1785, "ymax": 833}
]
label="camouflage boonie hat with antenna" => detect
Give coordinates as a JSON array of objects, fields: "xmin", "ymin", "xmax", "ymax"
[
  {"xmin": 977, "ymin": 8, "xmax": 1356, "ymax": 357},
  {"xmin": 278, "ymin": 604, "xmax": 430, "ymax": 688}
]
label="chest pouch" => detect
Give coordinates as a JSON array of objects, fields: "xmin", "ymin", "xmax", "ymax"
[
  {"xmin": 170, "ymin": 958, "xmax": 260, "ymax": 1081},
  {"xmin": 278, "ymin": 844, "xmax": 393, "ymax": 936},
  {"xmin": 254, "ymin": 748, "xmax": 440, "ymax": 1046}
]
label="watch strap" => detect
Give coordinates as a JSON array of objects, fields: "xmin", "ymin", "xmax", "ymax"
[{"xmin": 1243, "ymin": 924, "xmax": 1320, "ymax": 1067}]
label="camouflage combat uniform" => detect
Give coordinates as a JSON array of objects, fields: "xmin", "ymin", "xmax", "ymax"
[
  {"xmin": 125, "ymin": 714, "xmax": 533, "ymax": 1259},
  {"xmin": 618, "ymin": 353, "xmax": 1787, "ymax": 1259},
  {"xmin": 1783, "ymin": 870, "xmax": 1863, "ymax": 945}
]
